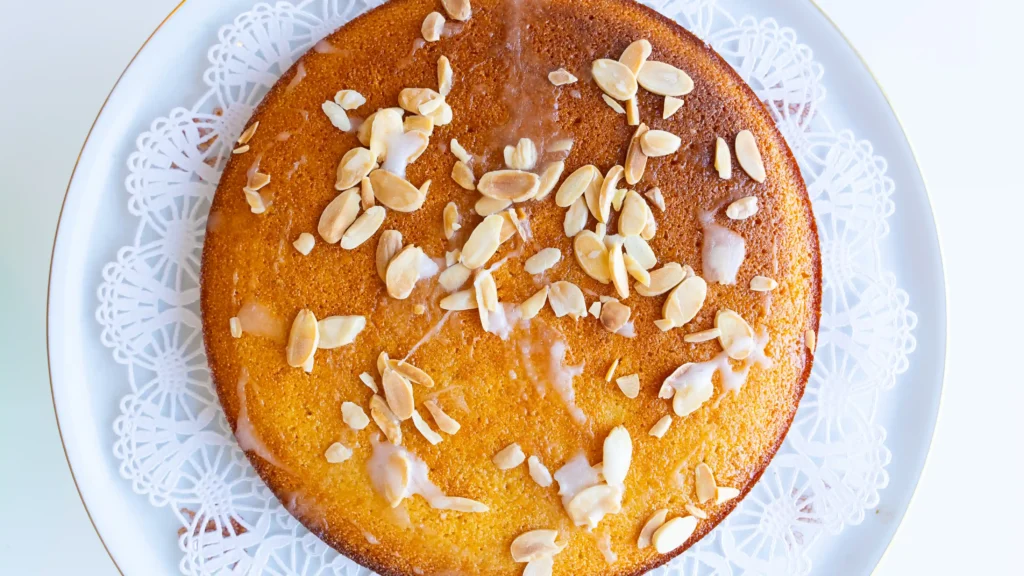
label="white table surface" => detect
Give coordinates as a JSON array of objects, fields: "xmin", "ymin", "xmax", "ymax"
[{"xmin": 1, "ymin": 0, "xmax": 1020, "ymax": 574}]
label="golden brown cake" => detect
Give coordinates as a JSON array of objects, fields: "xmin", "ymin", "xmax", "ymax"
[{"xmin": 200, "ymin": 0, "xmax": 821, "ymax": 574}]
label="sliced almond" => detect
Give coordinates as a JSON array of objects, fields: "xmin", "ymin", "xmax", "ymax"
[
  {"xmin": 535, "ymin": 161, "xmax": 564, "ymax": 201},
  {"xmin": 451, "ymin": 160, "xmax": 476, "ymax": 191},
  {"xmin": 519, "ymin": 286, "xmax": 549, "ymax": 320},
  {"xmin": 548, "ymin": 68, "xmax": 578, "ymax": 86},
  {"xmin": 461, "ymin": 214, "xmax": 504, "ymax": 269},
  {"xmin": 649, "ymin": 415, "xmax": 672, "ymax": 438},
  {"xmin": 511, "ymin": 530, "xmax": 564, "ymax": 563},
  {"xmin": 555, "ymin": 165, "xmax": 597, "ymax": 207},
  {"xmin": 750, "ymin": 275, "xmax": 778, "ymax": 292},
  {"xmin": 369, "ymin": 108, "xmax": 404, "ymax": 160},
  {"xmin": 342, "ymin": 402, "xmax": 370, "ymax": 430},
  {"xmin": 637, "ymin": 61, "xmax": 694, "ymax": 97},
  {"xmin": 317, "ymin": 316, "xmax": 366, "ymax": 348},
  {"xmin": 663, "ymin": 96, "xmax": 684, "ymax": 119},
  {"xmin": 474, "ymin": 268, "xmax": 499, "ymax": 315},
  {"xmin": 524, "ymin": 557, "xmax": 554, "ymax": 575},
  {"xmin": 439, "ymin": 263, "xmax": 472, "ymax": 292},
  {"xmin": 602, "ymin": 94, "xmax": 626, "ymax": 114},
  {"xmin": 652, "ymin": 516, "xmax": 698, "ymax": 554},
  {"xmin": 434, "ymin": 496, "xmax": 488, "ymax": 513},
  {"xmin": 386, "ymin": 245, "xmax": 425, "ymax": 300},
  {"xmin": 716, "ymin": 309, "xmax": 755, "ymax": 360},
  {"xmin": 382, "ymin": 368, "xmax": 415, "ymax": 420},
  {"xmin": 441, "ymin": 0, "xmax": 472, "ymax": 21},
  {"xmin": 605, "ymin": 358, "xmax": 620, "ymax": 382},
  {"xmin": 589, "ymin": 301, "xmax": 602, "ymax": 318},
  {"xmin": 440, "ymin": 289, "xmax": 478, "ymax": 311},
  {"xmin": 522, "ymin": 248, "xmax": 559, "ymax": 275},
  {"xmin": 445, "ymin": 249, "xmax": 460, "ymax": 267},
  {"xmin": 584, "ymin": 168, "xmax": 605, "ymax": 221},
  {"xmin": 563, "ymin": 195, "xmax": 590, "ymax": 238},
  {"xmin": 475, "ymin": 195, "xmax": 512, "ymax": 216},
  {"xmin": 478, "ymin": 170, "xmax": 540, "ymax": 202},
  {"xmin": 293, "ymin": 232, "xmax": 315, "ymax": 255},
  {"xmin": 360, "ymin": 176, "xmax": 376, "ymax": 210},
  {"xmin": 641, "ymin": 130, "xmax": 682, "ymax": 157},
  {"xmin": 424, "ymin": 400, "xmax": 461, "ymax": 434},
  {"xmin": 623, "ymin": 253, "xmax": 650, "ymax": 286},
  {"xmin": 451, "ymin": 138, "xmax": 472, "ymax": 164},
  {"xmin": 411, "ymin": 409, "xmax": 443, "ymax": 445},
  {"xmin": 635, "ymin": 263, "xmax": 685, "ymax": 296},
  {"xmin": 667, "ymin": 364, "xmax": 714, "ymax": 417},
  {"xmin": 334, "ymin": 89, "xmax": 366, "ymax": 110},
  {"xmin": 735, "ymin": 130, "xmax": 766, "ymax": 183},
  {"xmin": 425, "ymin": 100, "xmax": 453, "ymax": 126},
  {"xmin": 716, "ymin": 486, "xmax": 740, "ymax": 505},
  {"xmin": 715, "ymin": 136, "xmax": 732, "ymax": 179},
  {"xmin": 232, "ymin": 145, "xmax": 250, "ymax": 155},
  {"xmin": 237, "ymin": 121, "xmax": 259, "ymax": 145},
  {"xmin": 418, "ymin": 94, "xmax": 445, "ymax": 116},
  {"xmin": 645, "ymin": 187, "xmax": 666, "ymax": 212},
  {"xmin": 369, "ymin": 394, "xmax": 402, "ymax": 445},
  {"xmin": 321, "ymin": 101, "xmax": 351, "ymax": 131},
  {"xmin": 622, "ymin": 236, "xmax": 657, "ymax": 270},
  {"xmin": 566, "ymin": 483, "xmax": 622, "ymax": 528},
  {"xmin": 637, "ymin": 509, "xmax": 668, "ymax": 549},
  {"xmin": 601, "ymin": 300, "xmax": 632, "ymax": 334},
  {"xmin": 359, "ymin": 372, "xmax": 379, "ymax": 393},
  {"xmin": 592, "ymin": 59, "xmax": 638, "ymax": 101},
  {"xmin": 318, "ymin": 188, "xmax": 361, "ymax": 244},
  {"xmin": 806, "ymin": 329, "xmax": 817, "ymax": 354},
  {"xmin": 726, "ymin": 196, "xmax": 758, "ymax": 220},
  {"xmin": 598, "ymin": 165, "xmax": 624, "ymax": 222},
  {"xmin": 443, "ymin": 202, "xmax": 461, "ymax": 240},
  {"xmin": 550, "ymin": 138, "xmax": 574, "ymax": 153},
  {"xmin": 663, "ymin": 276, "xmax": 707, "ymax": 328},
  {"xmin": 695, "ymin": 463, "xmax": 716, "ymax": 504},
  {"xmin": 509, "ymin": 138, "xmax": 538, "ymax": 171},
  {"xmin": 528, "ymin": 456, "xmax": 553, "ymax": 487},
  {"xmin": 573, "ymin": 231, "xmax": 611, "ymax": 283},
  {"xmin": 325, "ymin": 442, "xmax": 353, "ymax": 464},
  {"xmin": 641, "ymin": 205, "xmax": 657, "ymax": 241},
  {"xmin": 422, "ymin": 11, "xmax": 445, "ymax": 42},
  {"xmin": 608, "ymin": 241, "xmax": 630, "ymax": 299},
  {"xmin": 383, "ymin": 451, "xmax": 411, "ymax": 507},
  {"xmin": 625, "ymin": 97, "xmax": 640, "ymax": 126},
  {"xmin": 229, "ymin": 316, "xmax": 243, "ymax": 338},
  {"xmin": 603, "ymin": 426, "xmax": 632, "ymax": 486},
  {"xmin": 611, "ymin": 188, "xmax": 627, "ymax": 212},
  {"xmin": 340, "ymin": 205, "xmax": 385, "ymax": 249},
  {"xmin": 683, "ymin": 327, "xmax": 721, "ymax": 343},
  {"xmin": 615, "ymin": 373, "xmax": 640, "ymax": 399},
  {"xmin": 493, "ymin": 443, "xmax": 526, "ymax": 470},
  {"xmin": 685, "ymin": 503, "xmax": 707, "ymax": 519},
  {"xmin": 619, "ymin": 39, "xmax": 652, "ymax": 75},
  {"xmin": 619, "ymin": 190, "xmax": 648, "ymax": 237},
  {"xmin": 624, "ymin": 124, "xmax": 649, "ymax": 186},
  {"xmin": 286, "ymin": 309, "xmax": 319, "ymax": 368},
  {"xmin": 370, "ymin": 169, "xmax": 426, "ymax": 212},
  {"xmin": 548, "ymin": 281, "xmax": 587, "ymax": 319},
  {"xmin": 382, "ymin": 358, "xmax": 436, "ymax": 388},
  {"xmin": 375, "ymin": 230, "xmax": 403, "ymax": 281}
]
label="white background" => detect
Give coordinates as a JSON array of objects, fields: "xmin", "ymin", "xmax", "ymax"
[{"xmin": 1, "ymin": 0, "xmax": 1020, "ymax": 574}]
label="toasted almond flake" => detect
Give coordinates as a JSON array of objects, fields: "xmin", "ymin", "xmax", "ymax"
[
  {"xmin": 619, "ymin": 39, "xmax": 652, "ymax": 75},
  {"xmin": 413, "ymin": 304, "xmax": 426, "ymax": 315},
  {"xmin": 422, "ymin": 11, "xmax": 445, "ymax": 42},
  {"xmin": 666, "ymin": 363, "xmax": 714, "ymax": 416},
  {"xmin": 411, "ymin": 410, "xmax": 443, "ymax": 445},
  {"xmin": 716, "ymin": 486, "xmax": 740, "ymax": 505},
  {"xmin": 601, "ymin": 300, "xmax": 632, "ymax": 334},
  {"xmin": 375, "ymin": 230, "xmax": 403, "ymax": 281},
  {"xmin": 684, "ymin": 327, "xmax": 721, "ymax": 343},
  {"xmin": 369, "ymin": 108, "xmax": 404, "ymax": 160},
  {"xmin": 608, "ymin": 241, "xmax": 630, "ymax": 299},
  {"xmin": 425, "ymin": 100, "xmax": 453, "ymax": 126},
  {"xmin": 566, "ymin": 483, "xmax": 622, "ymax": 528},
  {"xmin": 518, "ymin": 286, "xmax": 549, "ymax": 320},
  {"xmin": 603, "ymin": 426, "xmax": 632, "ymax": 486},
  {"xmin": 602, "ymin": 94, "xmax": 626, "ymax": 114},
  {"xmin": 334, "ymin": 89, "xmax": 366, "ymax": 110},
  {"xmin": 652, "ymin": 516, "xmax": 698, "ymax": 554},
  {"xmin": 322, "ymin": 101, "xmax": 352, "ymax": 131},
  {"xmin": 446, "ymin": 160, "xmax": 476, "ymax": 190},
  {"xmin": 716, "ymin": 308, "xmax": 755, "ymax": 360},
  {"xmin": 359, "ymin": 372, "xmax": 379, "ymax": 393},
  {"xmin": 611, "ymin": 188, "xmax": 627, "ymax": 212},
  {"xmin": 604, "ymin": 358, "xmax": 620, "ymax": 382},
  {"xmin": 635, "ymin": 262, "xmax": 685, "ymax": 296},
  {"xmin": 750, "ymin": 275, "xmax": 778, "ymax": 292},
  {"xmin": 386, "ymin": 245, "xmax": 425, "ymax": 299},
  {"xmin": 563, "ymin": 195, "xmax": 590, "ymax": 237},
  {"xmin": 598, "ymin": 165, "xmax": 624, "ymax": 222},
  {"xmin": 475, "ymin": 195, "xmax": 511, "ymax": 216},
  {"xmin": 247, "ymin": 171, "xmax": 271, "ymax": 191},
  {"xmin": 445, "ymin": 249, "xmax": 460, "ymax": 267},
  {"xmin": 325, "ymin": 442, "xmax": 353, "ymax": 464},
  {"xmin": 583, "ymin": 167, "xmax": 605, "ymax": 220},
  {"xmin": 237, "ymin": 121, "xmax": 260, "ymax": 145},
  {"xmin": 442, "ymin": 202, "xmax": 461, "ymax": 240},
  {"xmin": 637, "ymin": 509, "xmax": 668, "ymax": 549},
  {"xmin": 474, "ymin": 268, "xmax": 499, "ymax": 314},
  {"xmin": 735, "ymin": 130, "xmax": 766, "ymax": 183},
  {"xmin": 340, "ymin": 205, "xmax": 386, "ymax": 249},
  {"xmin": 434, "ymin": 496, "xmax": 488, "ymax": 513},
  {"xmin": 292, "ymin": 232, "xmax": 315, "ymax": 255},
  {"xmin": 623, "ymin": 253, "xmax": 650, "ymax": 286},
  {"xmin": 317, "ymin": 316, "xmax": 367, "ymax": 348},
  {"xmin": 684, "ymin": 503, "xmax": 707, "ymax": 519},
  {"xmin": 555, "ymin": 165, "xmax": 597, "ymax": 208},
  {"xmin": 695, "ymin": 462, "xmax": 717, "ymax": 503},
  {"xmin": 573, "ymin": 231, "xmax": 611, "ymax": 283},
  {"xmin": 528, "ymin": 456, "xmax": 553, "ymax": 487},
  {"xmin": 525, "ymin": 248, "xmax": 561, "ymax": 274},
  {"xmin": 535, "ymin": 161, "xmax": 564, "ymax": 201},
  {"xmin": 336, "ymin": 147, "xmax": 376, "ymax": 190},
  {"xmin": 549, "ymin": 281, "xmax": 587, "ymax": 319},
  {"xmin": 649, "ymin": 414, "xmax": 672, "ymax": 438},
  {"xmin": 229, "ymin": 317, "xmax": 243, "ymax": 338},
  {"xmin": 358, "ymin": 176, "xmax": 376, "ymax": 210},
  {"xmin": 493, "ymin": 443, "xmax": 526, "ymax": 470},
  {"xmin": 663, "ymin": 276, "xmax": 707, "ymax": 329},
  {"xmin": 641, "ymin": 205, "xmax": 657, "ymax": 240},
  {"xmin": 638, "ymin": 61, "xmax": 694, "ymax": 97},
  {"xmin": 511, "ymin": 530, "xmax": 564, "ymax": 563},
  {"xmin": 589, "ymin": 301, "xmax": 602, "ymax": 318},
  {"xmin": 424, "ymin": 400, "xmax": 461, "ymax": 434},
  {"xmin": 714, "ymin": 136, "xmax": 732, "ymax": 179},
  {"xmin": 370, "ymin": 394, "xmax": 402, "ymax": 444},
  {"xmin": 640, "ymin": 130, "xmax": 682, "ymax": 157},
  {"xmin": 318, "ymin": 189, "xmax": 360, "ymax": 244},
  {"xmin": 477, "ymin": 170, "xmax": 540, "ymax": 202},
  {"xmin": 232, "ymin": 145, "xmax": 250, "ymax": 155},
  {"xmin": 654, "ymin": 318, "xmax": 675, "ymax": 332},
  {"xmin": 644, "ymin": 187, "xmax": 666, "ymax": 212},
  {"xmin": 625, "ymin": 97, "xmax": 640, "ymax": 126},
  {"xmin": 342, "ymin": 402, "xmax": 370, "ymax": 430},
  {"xmin": 369, "ymin": 170, "xmax": 425, "ymax": 212},
  {"xmin": 418, "ymin": 95, "xmax": 445, "ymax": 116},
  {"xmin": 509, "ymin": 138, "xmax": 539, "ymax": 170},
  {"xmin": 663, "ymin": 96, "xmax": 684, "ymax": 119},
  {"xmin": 383, "ymin": 451, "xmax": 411, "ymax": 506},
  {"xmin": 806, "ymin": 329, "xmax": 816, "ymax": 354},
  {"xmin": 726, "ymin": 196, "xmax": 758, "ymax": 220},
  {"xmin": 624, "ymin": 124, "xmax": 649, "ymax": 186},
  {"xmin": 404, "ymin": 114, "xmax": 435, "ymax": 135},
  {"xmin": 286, "ymin": 309, "xmax": 319, "ymax": 368},
  {"xmin": 621, "ymin": 236, "xmax": 656, "ymax": 271},
  {"xmin": 619, "ymin": 190, "xmax": 648, "ymax": 237},
  {"xmin": 459, "ymin": 214, "xmax": 503, "ymax": 269},
  {"xmin": 592, "ymin": 59, "xmax": 638, "ymax": 101},
  {"xmin": 439, "ymin": 289, "xmax": 477, "ymax": 310},
  {"xmin": 615, "ymin": 373, "xmax": 640, "ymax": 399},
  {"xmin": 441, "ymin": 0, "xmax": 472, "ymax": 21},
  {"xmin": 439, "ymin": 263, "xmax": 472, "ymax": 292},
  {"xmin": 382, "ymin": 368, "xmax": 415, "ymax": 420},
  {"xmin": 548, "ymin": 68, "xmax": 578, "ymax": 86}
]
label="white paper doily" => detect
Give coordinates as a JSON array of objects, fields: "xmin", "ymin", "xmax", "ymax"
[{"xmin": 95, "ymin": 0, "xmax": 917, "ymax": 573}]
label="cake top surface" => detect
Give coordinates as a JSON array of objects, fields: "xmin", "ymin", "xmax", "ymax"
[{"xmin": 200, "ymin": 0, "xmax": 821, "ymax": 574}]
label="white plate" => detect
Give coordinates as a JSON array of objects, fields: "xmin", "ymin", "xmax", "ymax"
[{"xmin": 48, "ymin": 0, "xmax": 945, "ymax": 574}]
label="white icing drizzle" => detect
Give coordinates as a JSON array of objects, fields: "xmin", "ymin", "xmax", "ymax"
[
  {"xmin": 482, "ymin": 302, "xmax": 521, "ymax": 340},
  {"xmin": 700, "ymin": 211, "xmax": 746, "ymax": 285},
  {"xmin": 236, "ymin": 301, "xmax": 286, "ymax": 341},
  {"xmin": 596, "ymin": 532, "xmax": 618, "ymax": 565},
  {"xmin": 367, "ymin": 436, "xmax": 484, "ymax": 512},
  {"xmin": 286, "ymin": 61, "xmax": 306, "ymax": 93},
  {"xmin": 234, "ymin": 369, "xmax": 286, "ymax": 470},
  {"xmin": 403, "ymin": 310, "xmax": 453, "ymax": 361},
  {"xmin": 668, "ymin": 329, "xmax": 773, "ymax": 399},
  {"xmin": 615, "ymin": 321, "xmax": 636, "ymax": 338},
  {"xmin": 313, "ymin": 39, "xmax": 341, "ymax": 54},
  {"xmin": 553, "ymin": 452, "xmax": 603, "ymax": 508},
  {"xmin": 381, "ymin": 130, "xmax": 427, "ymax": 179},
  {"xmin": 518, "ymin": 326, "xmax": 587, "ymax": 425}
]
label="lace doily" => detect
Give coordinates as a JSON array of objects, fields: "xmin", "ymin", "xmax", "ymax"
[{"xmin": 96, "ymin": 0, "xmax": 917, "ymax": 573}]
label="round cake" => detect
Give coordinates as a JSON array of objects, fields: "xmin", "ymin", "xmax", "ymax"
[{"xmin": 200, "ymin": 0, "xmax": 821, "ymax": 574}]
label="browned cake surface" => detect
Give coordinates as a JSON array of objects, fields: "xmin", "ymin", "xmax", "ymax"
[{"xmin": 200, "ymin": 0, "xmax": 821, "ymax": 574}]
